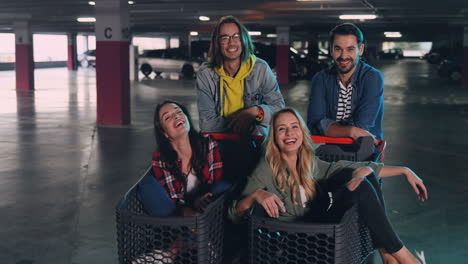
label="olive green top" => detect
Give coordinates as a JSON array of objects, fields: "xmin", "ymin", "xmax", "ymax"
[{"xmin": 229, "ymin": 156, "xmax": 383, "ymax": 222}]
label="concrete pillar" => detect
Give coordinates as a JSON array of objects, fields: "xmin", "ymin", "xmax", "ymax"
[
  {"xmin": 179, "ymin": 32, "xmax": 191, "ymax": 58},
  {"xmin": 84, "ymin": 35, "xmax": 89, "ymax": 51},
  {"xmin": 67, "ymin": 33, "xmax": 78, "ymax": 71},
  {"xmin": 129, "ymin": 44, "xmax": 138, "ymax": 81},
  {"xmin": 14, "ymin": 21, "xmax": 34, "ymax": 91},
  {"xmin": 165, "ymin": 37, "xmax": 171, "ymax": 49},
  {"xmin": 276, "ymin": 26, "xmax": 289, "ymax": 84},
  {"xmin": 463, "ymin": 25, "xmax": 468, "ymax": 87},
  {"xmin": 95, "ymin": 0, "xmax": 130, "ymax": 125}
]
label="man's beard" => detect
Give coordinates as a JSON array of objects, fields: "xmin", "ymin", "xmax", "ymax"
[{"xmin": 335, "ymin": 57, "xmax": 359, "ymax": 74}]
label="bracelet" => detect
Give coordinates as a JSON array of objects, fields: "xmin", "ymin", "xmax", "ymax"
[{"xmin": 255, "ymin": 106, "xmax": 264, "ymax": 123}]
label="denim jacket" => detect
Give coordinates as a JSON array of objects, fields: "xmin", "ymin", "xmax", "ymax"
[
  {"xmin": 196, "ymin": 58, "xmax": 285, "ymax": 136},
  {"xmin": 307, "ymin": 61, "xmax": 384, "ymax": 139}
]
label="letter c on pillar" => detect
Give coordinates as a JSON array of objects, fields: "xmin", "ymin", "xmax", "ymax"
[{"xmin": 104, "ymin": 27, "xmax": 113, "ymax": 39}]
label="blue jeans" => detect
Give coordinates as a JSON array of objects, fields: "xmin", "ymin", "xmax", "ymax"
[{"xmin": 138, "ymin": 175, "xmax": 232, "ymax": 217}]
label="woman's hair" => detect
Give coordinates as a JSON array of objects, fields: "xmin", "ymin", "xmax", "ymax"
[
  {"xmin": 207, "ymin": 15, "xmax": 255, "ymax": 68},
  {"xmin": 154, "ymin": 100, "xmax": 208, "ymax": 186},
  {"xmin": 265, "ymin": 108, "xmax": 317, "ymax": 205}
]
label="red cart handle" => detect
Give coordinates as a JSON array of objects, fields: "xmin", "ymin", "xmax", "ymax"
[
  {"xmin": 204, "ymin": 133, "xmax": 386, "ymax": 162},
  {"xmin": 204, "ymin": 133, "xmax": 384, "ymax": 146}
]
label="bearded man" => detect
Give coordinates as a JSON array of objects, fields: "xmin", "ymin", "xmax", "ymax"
[{"xmin": 307, "ymin": 23, "xmax": 384, "ymax": 140}]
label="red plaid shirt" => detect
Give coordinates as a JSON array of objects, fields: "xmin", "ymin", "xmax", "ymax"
[{"xmin": 151, "ymin": 135, "xmax": 223, "ymax": 204}]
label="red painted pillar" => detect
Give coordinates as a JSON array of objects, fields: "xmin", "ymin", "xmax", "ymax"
[
  {"xmin": 95, "ymin": 0, "xmax": 130, "ymax": 125},
  {"xmin": 276, "ymin": 26, "xmax": 289, "ymax": 84},
  {"xmin": 14, "ymin": 21, "xmax": 34, "ymax": 91},
  {"xmin": 463, "ymin": 26, "xmax": 468, "ymax": 87},
  {"xmin": 67, "ymin": 33, "xmax": 78, "ymax": 71},
  {"xmin": 165, "ymin": 37, "xmax": 171, "ymax": 49}
]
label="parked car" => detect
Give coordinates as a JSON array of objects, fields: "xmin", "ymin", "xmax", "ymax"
[
  {"xmin": 424, "ymin": 47, "xmax": 451, "ymax": 64},
  {"xmin": 378, "ymin": 48, "xmax": 403, "ymax": 60},
  {"xmin": 138, "ymin": 48, "xmax": 200, "ymax": 78},
  {"xmin": 438, "ymin": 58, "xmax": 462, "ymax": 83},
  {"xmin": 78, "ymin": 49, "xmax": 96, "ymax": 67},
  {"xmin": 254, "ymin": 43, "xmax": 329, "ymax": 80}
]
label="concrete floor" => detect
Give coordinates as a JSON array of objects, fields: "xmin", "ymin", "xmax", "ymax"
[{"xmin": 0, "ymin": 59, "xmax": 467, "ymax": 264}]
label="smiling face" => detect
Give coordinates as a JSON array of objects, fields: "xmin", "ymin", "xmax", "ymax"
[
  {"xmin": 218, "ymin": 22, "xmax": 242, "ymax": 62},
  {"xmin": 158, "ymin": 103, "xmax": 190, "ymax": 140},
  {"xmin": 331, "ymin": 34, "xmax": 364, "ymax": 75},
  {"xmin": 274, "ymin": 112, "xmax": 304, "ymax": 155}
]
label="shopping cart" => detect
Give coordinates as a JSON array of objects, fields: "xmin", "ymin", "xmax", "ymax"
[{"xmin": 116, "ymin": 167, "xmax": 225, "ymax": 264}]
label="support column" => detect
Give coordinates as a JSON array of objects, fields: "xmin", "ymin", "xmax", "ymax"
[
  {"xmin": 95, "ymin": 0, "xmax": 130, "ymax": 125},
  {"xmin": 165, "ymin": 37, "xmax": 171, "ymax": 49},
  {"xmin": 14, "ymin": 21, "xmax": 34, "ymax": 91},
  {"xmin": 463, "ymin": 25, "xmax": 468, "ymax": 87},
  {"xmin": 179, "ymin": 32, "xmax": 191, "ymax": 58},
  {"xmin": 67, "ymin": 33, "xmax": 78, "ymax": 71},
  {"xmin": 276, "ymin": 26, "xmax": 289, "ymax": 84}
]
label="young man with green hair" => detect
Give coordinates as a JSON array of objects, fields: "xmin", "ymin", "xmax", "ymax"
[{"xmin": 196, "ymin": 16, "xmax": 285, "ymax": 136}]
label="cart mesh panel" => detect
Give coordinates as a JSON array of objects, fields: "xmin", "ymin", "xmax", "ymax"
[
  {"xmin": 249, "ymin": 206, "xmax": 374, "ymax": 264},
  {"xmin": 116, "ymin": 177, "xmax": 224, "ymax": 264}
]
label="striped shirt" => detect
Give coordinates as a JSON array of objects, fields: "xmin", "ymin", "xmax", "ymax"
[{"xmin": 336, "ymin": 80, "xmax": 353, "ymax": 121}]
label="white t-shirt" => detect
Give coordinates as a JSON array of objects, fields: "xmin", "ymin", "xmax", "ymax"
[
  {"xmin": 186, "ymin": 171, "xmax": 200, "ymax": 194},
  {"xmin": 299, "ymin": 185, "xmax": 308, "ymax": 208}
]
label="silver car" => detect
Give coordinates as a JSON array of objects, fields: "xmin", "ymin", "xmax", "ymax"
[
  {"xmin": 78, "ymin": 49, "xmax": 96, "ymax": 67},
  {"xmin": 138, "ymin": 48, "xmax": 200, "ymax": 78}
]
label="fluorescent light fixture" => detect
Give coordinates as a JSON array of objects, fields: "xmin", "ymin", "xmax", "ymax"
[
  {"xmin": 339, "ymin": 14, "xmax": 377, "ymax": 20},
  {"xmin": 290, "ymin": 47, "xmax": 298, "ymax": 54},
  {"xmin": 266, "ymin": 34, "xmax": 277, "ymax": 38},
  {"xmin": 385, "ymin": 32, "xmax": 402, "ymax": 38},
  {"xmin": 190, "ymin": 31, "xmax": 198, "ymax": 36},
  {"xmin": 249, "ymin": 31, "xmax": 262, "ymax": 36},
  {"xmin": 88, "ymin": 1, "xmax": 95, "ymax": 5},
  {"xmin": 128, "ymin": 1, "xmax": 135, "ymax": 4},
  {"xmin": 77, "ymin": 17, "xmax": 96, "ymax": 23},
  {"xmin": 199, "ymin": 16, "xmax": 210, "ymax": 21}
]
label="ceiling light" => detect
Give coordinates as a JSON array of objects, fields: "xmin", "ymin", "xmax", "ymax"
[
  {"xmin": 77, "ymin": 17, "xmax": 96, "ymax": 23},
  {"xmin": 339, "ymin": 14, "xmax": 377, "ymax": 20},
  {"xmin": 384, "ymin": 32, "xmax": 402, "ymax": 38},
  {"xmin": 190, "ymin": 31, "xmax": 198, "ymax": 36},
  {"xmin": 199, "ymin": 16, "xmax": 210, "ymax": 21},
  {"xmin": 128, "ymin": 1, "xmax": 135, "ymax": 4},
  {"xmin": 266, "ymin": 34, "xmax": 277, "ymax": 38},
  {"xmin": 249, "ymin": 31, "xmax": 262, "ymax": 36},
  {"xmin": 88, "ymin": 1, "xmax": 95, "ymax": 5}
]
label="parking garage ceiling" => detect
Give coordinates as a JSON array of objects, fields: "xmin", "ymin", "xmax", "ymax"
[{"xmin": 0, "ymin": 0, "xmax": 467, "ymax": 35}]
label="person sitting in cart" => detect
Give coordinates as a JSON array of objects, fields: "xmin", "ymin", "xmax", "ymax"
[
  {"xmin": 231, "ymin": 107, "xmax": 427, "ymax": 264},
  {"xmin": 135, "ymin": 100, "xmax": 229, "ymax": 264},
  {"xmin": 142, "ymin": 100, "xmax": 227, "ymax": 217}
]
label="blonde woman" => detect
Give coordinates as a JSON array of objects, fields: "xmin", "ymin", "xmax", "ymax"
[{"xmin": 232, "ymin": 108, "xmax": 428, "ymax": 264}]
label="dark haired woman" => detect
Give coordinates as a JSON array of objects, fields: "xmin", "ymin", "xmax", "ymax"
[
  {"xmin": 134, "ymin": 100, "xmax": 226, "ymax": 264},
  {"xmin": 232, "ymin": 108, "xmax": 427, "ymax": 264},
  {"xmin": 143, "ymin": 100, "xmax": 224, "ymax": 216}
]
